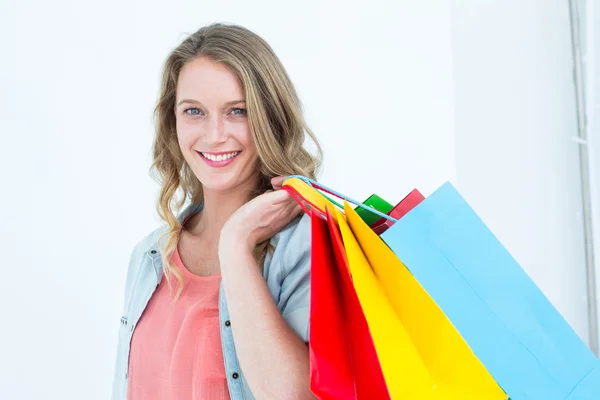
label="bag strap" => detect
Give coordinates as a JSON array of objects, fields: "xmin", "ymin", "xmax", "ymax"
[{"xmin": 282, "ymin": 175, "xmax": 398, "ymax": 222}]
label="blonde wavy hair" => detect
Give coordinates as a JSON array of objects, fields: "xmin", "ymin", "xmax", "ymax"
[{"xmin": 149, "ymin": 23, "xmax": 322, "ymax": 301}]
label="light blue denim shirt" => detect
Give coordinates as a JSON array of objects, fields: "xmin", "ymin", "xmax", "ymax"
[{"xmin": 111, "ymin": 202, "xmax": 311, "ymax": 400}]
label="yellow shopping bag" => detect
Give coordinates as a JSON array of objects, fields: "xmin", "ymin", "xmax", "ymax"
[{"xmin": 283, "ymin": 177, "xmax": 508, "ymax": 399}]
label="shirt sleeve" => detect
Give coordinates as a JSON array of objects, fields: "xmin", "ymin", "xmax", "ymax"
[{"xmin": 276, "ymin": 213, "xmax": 312, "ymax": 343}]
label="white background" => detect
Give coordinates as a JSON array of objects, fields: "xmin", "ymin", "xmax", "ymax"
[
  {"xmin": 1, "ymin": 0, "xmax": 598, "ymax": 399},
  {"xmin": 582, "ymin": 0, "xmax": 600, "ymax": 353}
]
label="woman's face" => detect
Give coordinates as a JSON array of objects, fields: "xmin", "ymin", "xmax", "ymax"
[{"xmin": 175, "ymin": 56, "xmax": 259, "ymax": 194}]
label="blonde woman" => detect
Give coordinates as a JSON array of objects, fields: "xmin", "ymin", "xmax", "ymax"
[{"xmin": 112, "ymin": 23, "xmax": 322, "ymax": 400}]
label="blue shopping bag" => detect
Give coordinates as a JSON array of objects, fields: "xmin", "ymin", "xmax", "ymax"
[{"xmin": 379, "ymin": 182, "xmax": 600, "ymax": 400}]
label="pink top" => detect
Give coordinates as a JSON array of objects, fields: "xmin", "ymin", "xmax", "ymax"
[{"xmin": 127, "ymin": 244, "xmax": 230, "ymax": 400}]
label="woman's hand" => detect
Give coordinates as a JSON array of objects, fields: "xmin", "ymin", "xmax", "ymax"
[{"xmin": 219, "ymin": 176, "xmax": 302, "ymax": 255}]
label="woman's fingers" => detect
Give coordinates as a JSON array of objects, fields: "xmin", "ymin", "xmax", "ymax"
[
  {"xmin": 270, "ymin": 176, "xmax": 285, "ymax": 190},
  {"xmin": 268, "ymin": 188, "xmax": 292, "ymax": 204}
]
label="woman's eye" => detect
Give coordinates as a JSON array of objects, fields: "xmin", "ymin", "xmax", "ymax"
[
  {"xmin": 184, "ymin": 108, "xmax": 202, "ymax": 116},
  {"xmin": 231, "ymin": 108, "xmax": 247, "ymax": 116}
]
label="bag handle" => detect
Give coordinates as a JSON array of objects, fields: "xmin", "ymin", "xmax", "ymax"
[
  {"xmin": 282, "ymin": 177, "xmax": 337, "ymax": 217},
  {"xmin": 282, "ymin": 175, "xmax": 398, "ymax": 223}
]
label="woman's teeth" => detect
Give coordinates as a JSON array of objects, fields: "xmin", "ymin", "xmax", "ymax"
[{"xmin": 201, "ymin": 151, "xmax": 240, "ymax": 162}]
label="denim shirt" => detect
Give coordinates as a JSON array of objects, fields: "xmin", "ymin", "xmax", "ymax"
[{"xmin": 111, "ymin": 202, "xmax": 312, "ymax": 400}]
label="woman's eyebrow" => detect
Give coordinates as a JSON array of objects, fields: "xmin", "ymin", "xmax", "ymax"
[
  {"xmin": 176, "ymin": 99, "xmax": 201, "ymax": 107},
  {"xmin": 224, "ymin": 100, "xmax": 245, "ymax": 106},
  {"xmin": 175, "ymin": 99, "xmax": 245, "ymax": 107}
]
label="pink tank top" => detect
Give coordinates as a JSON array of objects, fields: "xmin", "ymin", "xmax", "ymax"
[{"xmin": 126, "ymin": 244, "xmax": 230, "ymax": 399}]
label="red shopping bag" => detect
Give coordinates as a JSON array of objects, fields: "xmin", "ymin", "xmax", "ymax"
[
  {"xmin": 309, "ymin": 207, "xmax": 390, "ymax": 399},
  {"xmin": 309, "ymin": 209, "xmax": 354, "ymax": 399},
  {"xmin": 370, "ymin": 189, "xmax": 425, "ymax": 235}
]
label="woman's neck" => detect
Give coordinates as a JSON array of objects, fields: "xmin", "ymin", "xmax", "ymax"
[{"xmin": 186, "ymin": 177, "xmax": 261, "ymax": 238}]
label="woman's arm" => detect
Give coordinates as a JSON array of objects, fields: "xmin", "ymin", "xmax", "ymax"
[
  {"xmin": 219, "ymin": 244, "xmax": 313, "ymax": 400},
  {"xmin": 218, "ymin": 184, "xmax": 314, "ymax": 400}
]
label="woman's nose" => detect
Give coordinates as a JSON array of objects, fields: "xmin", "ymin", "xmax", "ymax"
[{"xmin": 203, "ymin": 114, "xmax": 227, "ymax": 144}]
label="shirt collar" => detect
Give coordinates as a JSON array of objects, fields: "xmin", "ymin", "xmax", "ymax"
[{"xmin": 146, "ymin": 201, "xmax": 204, "ymax": 279}]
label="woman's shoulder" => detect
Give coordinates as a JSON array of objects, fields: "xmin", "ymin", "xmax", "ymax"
[
  {"xmin": 267, "ymin": 212, "xmax": 312, "ymax": 340},
  {"xmin": 265, "ymin": 212, "xmax": 311, "ymax": 283},
  {"xmin": 271, "ymin": 212, "xmax": 311, "ymax": 261},
  {"xmin": 129, "ymin": 224, "xmax": 169, "ymax": 260},
  {"xmin": 276, "ymin": 211, "xmax": 311, "ymax": 240}
]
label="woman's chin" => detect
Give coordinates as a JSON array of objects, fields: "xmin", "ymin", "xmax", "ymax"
[
  {"xmin": 198, "ymin": 174, "xmax": 246, "ymax": 194},
  {"xmin": 195, "ymin": 167, "xmax": 260, "ymax": 195},
  {"xmin": 201, "ymin": 179, "xmax": 235, "ymax": 193}
]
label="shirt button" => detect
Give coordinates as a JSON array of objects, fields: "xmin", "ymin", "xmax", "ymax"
[
  {"xmin": 150, "ymin": 250, "xmax": 157, "ymax": 254},
  {"xmin": 224, "ymin": 320, "xmax": 231, "ymax": 327},
  {"xmin": 232, "ymin": 372, "xmax": 239, "ymax": 379}
]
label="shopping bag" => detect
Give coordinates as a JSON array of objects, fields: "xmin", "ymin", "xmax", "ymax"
[
  {"xmin": 285, "ymin": 177, "xmax": 507, "ymax": 399},
  {"xmin": 378, "ymin": 182, "xmax": 600, "ymax": 399},
  {"xmin": 286, "ymin": 175, "xmax": 600, "ymax": 399},
  {"xmin": 343, "ymin": 201, "xmax": 508, "ymax": 398},
  {"xmin": 333, "ymin": 205, "xmax": 434, "ymax": 397},
  {"xmin": 325, "ymin": 206, "xmax": 391, "ymax": 399},
  {"xmin": 355, "ymin": 194, "xmax": 394, "ymax": 225},
  {"xmin": 370, "ymin": 189, "xmax": 425, "ymax": 235},
  {"xmin": 308, "ymin": 208, "xmax": 355, "ymax": 399},
  {"xmin": 289, "ymin": 179, "xmax": 388, "ymax": 398}
]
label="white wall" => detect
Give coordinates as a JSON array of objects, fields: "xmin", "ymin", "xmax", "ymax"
[
  {"xmin": 582, "ymin": 0, "xmax": 600, "ymax": 350},
  {"xmin": 0, "ymin": 0, "xmax": 594, "ymax": 399},
  {"xmin": 450, "ymin": 0, "xmax": 590, "ymax": 344},
  {"xmin": 302, "ymin": 1, "xmax": 457, "ymax": 200}
]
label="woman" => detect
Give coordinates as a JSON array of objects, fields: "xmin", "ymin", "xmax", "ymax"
[{"xmin": 112, "ymin": 23, "xmax": 322, "ymax": 400}]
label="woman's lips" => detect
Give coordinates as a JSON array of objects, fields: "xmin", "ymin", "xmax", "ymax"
[{"xmin": 196, "ymin": 151, "xmax": 241, "ymax": 168}]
